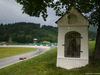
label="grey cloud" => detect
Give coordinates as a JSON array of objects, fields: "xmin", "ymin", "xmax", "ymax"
[{"xmin": 0, "ymin": 0, "xmax": 60, "ymax": 26}]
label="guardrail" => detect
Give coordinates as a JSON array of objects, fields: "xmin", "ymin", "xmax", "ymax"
[{"xmin": 6, "ymin": 43, "xmax": 58, "ymax": 46}]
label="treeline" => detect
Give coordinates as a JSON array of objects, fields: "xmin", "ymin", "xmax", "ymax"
[
  {"xmin": 0, "ymin": 22, "xmax": 96, "ymax": 43},
  {"xmin": 0, "ymin": 22, "xmax": 58, "ymax": 43},
  {"xmin": 89, "ymin": 31, "xmax": 96, "ymax": 41},
  {"xmin": 89, "ymin": 25, "xmax": 97, "ymax": 40}
]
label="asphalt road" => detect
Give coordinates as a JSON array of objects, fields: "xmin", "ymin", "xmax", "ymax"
[{"xmin": 0, "ymin": 46, "xmax": 52, "ymax": 69}]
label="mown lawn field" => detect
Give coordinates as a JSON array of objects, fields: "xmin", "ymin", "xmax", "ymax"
[
  {"xmin": 0, "ymin": 41, "xmax": 100, "ymax": 75},
  {"xmin": 0, "ymin": 47, "xmax": 36, "ymax": 58}
]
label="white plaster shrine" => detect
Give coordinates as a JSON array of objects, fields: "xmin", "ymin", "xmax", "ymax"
[{"xmin": 56, "ymin": 7, "xmax": 89, "ymax": 69}]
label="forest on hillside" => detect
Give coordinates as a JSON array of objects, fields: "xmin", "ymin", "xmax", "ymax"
[
  {"xmin": 89, "ymin": 25, "xmax": 97, "ymax": 40},
  {"xmin": 0, "ymin": 22, "xmax": 58, "ymax": 43},
  {"xmin": 0, "ymin": 22, "xmax": 96, "ymax": 43}
]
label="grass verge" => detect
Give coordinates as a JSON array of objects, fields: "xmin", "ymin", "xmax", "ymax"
[
  {"xmin": 0, "ymin": 47, "xmax": 36, "ymax": 58},
  {"xmin": 89, "ymin": 41, "xmax": 95, "ymax": 55},
  {"xmin": 0, "ymin": 41, "xmax": 100, "ymax": 75}
]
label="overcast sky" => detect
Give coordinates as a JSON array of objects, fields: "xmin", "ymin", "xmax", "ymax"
[{"xmin": 0, "ymin": 0, "xmax": 60, "ymax": 27}]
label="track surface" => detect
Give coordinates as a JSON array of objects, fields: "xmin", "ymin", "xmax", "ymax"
[{"xmin": 0, "ymin": 46, "xmax": 52, "ymax": 69}]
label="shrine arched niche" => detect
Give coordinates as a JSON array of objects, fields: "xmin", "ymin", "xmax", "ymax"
[{"xmin": 65, "ymin": 31, "xmax": 81, "ymax": 58}]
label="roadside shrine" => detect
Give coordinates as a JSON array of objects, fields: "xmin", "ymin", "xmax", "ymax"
[{"xmin": 56, "ymin": 7, "xmax": 89, "ymax": 69}]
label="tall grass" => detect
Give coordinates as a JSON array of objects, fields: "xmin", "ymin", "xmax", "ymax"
[{"xmin": 0, "ymin": 41, "xmax": 100, "ymax": 75}]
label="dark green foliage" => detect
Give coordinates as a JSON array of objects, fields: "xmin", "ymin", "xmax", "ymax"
[
  {"xmin": 0, "ymin": 22, "xmax": 58, "ymax": 43},
  {"xmin": 0, "ymin": 22, "xmax": 96, "ymax": 43},
  {"xmin": 89, "ymin": 31, "xmax": 96, "ymax": 41},
  {"xmin": 89, "ymin": 26, "xmax": 97, "ymax": 41},
  {"xmin": 89, "ymin": 25, "xmax": 97, "ymax": 33},
  {"xmin": 16, "ymin": 0, "xmax": 54, "ymax": 21}
]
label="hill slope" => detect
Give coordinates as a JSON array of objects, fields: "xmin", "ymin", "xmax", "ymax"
[
  {"xmin": 0, "ymin": 22, "xmax": 97, "ymax": 43},
  {"xmin": 0, "ymin": 22, "xmax": 58, "ymax": 43}
]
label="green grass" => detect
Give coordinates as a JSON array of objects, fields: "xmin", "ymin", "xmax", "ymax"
[
  {"xmin": 0, "ymin": 41, "xmax": 100, "ymax": 75},
  {"xmin": 89, "ymin": 41, "xmax": 95, "ymax": 55},
  {"xmin": 0, "ymin": 48, "xmax": 36, "ymax": 58}
]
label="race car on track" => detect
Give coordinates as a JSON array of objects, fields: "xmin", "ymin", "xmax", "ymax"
[{"xmin": 19, "ymin": 57, "xmax": 26, "ymax": 60}]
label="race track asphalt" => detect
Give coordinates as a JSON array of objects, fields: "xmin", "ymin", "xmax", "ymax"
[{"xmin": 0, "ymin": 45, "xmax": 52, "ymax": 69}]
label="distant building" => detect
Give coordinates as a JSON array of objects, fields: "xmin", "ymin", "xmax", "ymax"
[{"xmin": 33, "ymin": 38, "xmax": 38, "ymax": 44}]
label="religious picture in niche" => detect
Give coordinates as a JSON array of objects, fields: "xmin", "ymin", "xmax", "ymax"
[{"xmin": 65, "ymin": 31, "xmax": 81, "ymax": 58}]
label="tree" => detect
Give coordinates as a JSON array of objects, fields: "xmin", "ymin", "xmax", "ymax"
[
  {"xmin": 16, "ymin": 0, "xmax": 54, "ymax": 21},
  {"xmin": 16, "ymin": 0, "xmax": 100, "ymax": 59}
]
